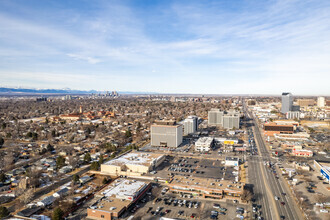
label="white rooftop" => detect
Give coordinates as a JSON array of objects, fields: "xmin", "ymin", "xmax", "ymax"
[
  {"xmin": 195, "ymin": 137, "xmax": 214, "ymax": 145},
  {"xmin": 102, "ymin": 179, "xmax": 146, "ymax": 199},
  {"xmin": 104, "ymin": 152, "xmax": 164, "ymax": 166}
]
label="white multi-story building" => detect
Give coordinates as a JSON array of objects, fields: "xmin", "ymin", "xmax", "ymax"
[
  {"xmin": 286, "ymin": 111, "xmax": 300, "ymax": 119},
  {"xmin": 208, "ymin": 109, "xmax": 240, "ymax": 129},
  {"xmin": 317, "ymin": 97, "xmax": 325, "ymax": 108},
  {"xmin": 184, "ymin": 116, "xmax": 198, "ymax": 135},
  {"xmin": 195, "ymin": 137, "xmax": 214, "ymax": 152},
  {"xmin": 208, "ymin": 108, "xmax": 223, "ymax": 125}
]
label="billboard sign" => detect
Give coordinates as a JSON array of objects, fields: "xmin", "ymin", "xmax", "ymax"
[
  {"xmin": 321, "ymin": 168, "xmax": 330, "ymax": 181},
  {"xmin": 224, "ymin": 140, "xmax": 235, "ymax": 145}
]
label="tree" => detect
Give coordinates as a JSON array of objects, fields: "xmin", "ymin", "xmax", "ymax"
[
  {"xmin": 68, "ymin": 156, "xmax": 78, "ymax": 169},
  {"xmin": 0, "ymin": 173, "xmax": 6, "ymax": 183},
  {"xmin": 0, "ymin": 206, "xmax": 9, "ymax": 218},
  {"xmin": 99, "ymin": 155, "xmax": 104, "ymax": 164},
  {"xmin": 26, "ymin": 167, "xmax": 42, "ymax": 188},
  {"xmin": 1, "ymin": 122, "xmax": 6, "ymax": 130},
  {"xmin": 56, "ymin": 155, "xmax": 66, "ymax": 169},
  {"xmin": 0, "ymin": 137, "xmax": 4, "ymax": 147},
  {"xmin": 47, "ymin": 143, "xmax": 54, "ymax": 152},
  {"xmin": 241, "ymin": 188, "xmax": 254, "ymax": 202},
  {"xmin": 102, "ymin": 177, "xmax": 109, "ymax": 185},
  {"xmin": 52, "ymin": 207, "xmax": 64, "ymax": 220},
  {"xmin": 84, "ymin": 153, "xmax": 91, "ymax": 163},
  {"xmin": 125, "ymin": 130, "xmax": 132, "ymax": 138},
  {"xmin": 90, "ymin": 161, "xmax": 100, "ymax": 171},
  {"xmin": 19, "ymin": 188, "xmax": 34, "ymax": 205},
  {"xmin": 72, "ymin": 174, "xmax": 80, "ymax": 184}
]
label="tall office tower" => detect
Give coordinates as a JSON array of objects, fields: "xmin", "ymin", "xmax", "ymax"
[
  {"xmin": 208, "ymin": 108, "xmax": 224, "ymax": 125},
  {"xmin": 183, "ymin": 116, "xmax": 198, "ymax": 135},
  {"xmin": 281, "ymin": 92, "xmax": 293, "ymax": 114},
  {"xmin": 151, "ymin": 121, "xmax": 183, "ymax": 147},
  {"xmin": 317, "ymin": 97, "xmax": 325, "ymax": 108}
]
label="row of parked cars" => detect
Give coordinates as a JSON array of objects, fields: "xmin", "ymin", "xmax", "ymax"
[{"xmin": 161, "ymin": 197, "xmax": 201, "ymax": 208}]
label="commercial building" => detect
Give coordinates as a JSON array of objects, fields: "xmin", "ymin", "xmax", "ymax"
[
  {"xmin": 264, "ymin": 122, "xmax": 294, "ymax": 136},
  {"xmin": 225, "ymin": 157, "xmax": 239, "ymax": 166},
  {"xmin": 214, "ymin": 137, "xmax": 239, "ymax": 145},
  {"xmin": 183, "ymin": 116, "xmax": 198, "ymax": 135},
  {"xmin": 292, "ymin": 148, "xmax": 313, "ymax": 157},
  {"xmin": 274, "ymin": 132, "xmax": 310, "ymax": 141},
  {"xmin": 247, "ymin": 99, "xmax": 256, "ymax": 105},
  {"xmin": 296, "ymin": 99, "xmax": 314, "ymax": 107},
  {"xmin": 195, "ymin": 137, "xmax": 214, "ymax": 152},
  {"xmin": 314, "ymin": 160, "xmax": 330, "ymax": 184},
  {"xmin": 167, "ymin": 175, "xmax": 244, "ymax": 200},
  {"xmin": 151, "ymin": 120, "xmax": 183, "ymax": 147},
  {"xmin": 87, "ymin": 178, "xmax": 151, "ymax": 220},
  {"xmin": 281, "ymin": 92, "xmax": 293, "ymax": 114},
  {"xmin": 286, "ymin": 111, "xmax": 300, "ymax": 119},
  {"xmin": 317, "ymin": 97, "xmax": 325, "ymax": 108},
  {"xmin": 208, "ymin": 109, "xmax": 240, "ymax": 129},
  {"xmin": 101, "ymin": 152, "xmax": 165, "ymax": 176}
]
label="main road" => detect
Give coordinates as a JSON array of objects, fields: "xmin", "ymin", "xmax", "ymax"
[{"xmin": 244, "ymin": 101, "xmax": 303, "ymax": 220}]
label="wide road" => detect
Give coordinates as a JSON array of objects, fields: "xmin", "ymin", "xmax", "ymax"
[{"xmin": 245, "ymin": 102, "xmax": 303, "ymax": 220}]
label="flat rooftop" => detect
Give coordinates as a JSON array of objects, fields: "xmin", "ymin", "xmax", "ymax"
[
  {"xmin": 90, "ymin": 179, "xmax": 150, "ymax": 214},
  {"xmin": 168, "ymin": 175, "xmax": 244, "ymax": 193},
  {"xmin": 225, "ymin": 157, "xmax": 239, "ymax": 161},
  {"xmin": 101, "ymin": 179, "xmax": 147, "ymax": 200},
  {"xmin": 104, "ymin": 152, "xmax": 165, "ymax": 167},
  {"xmin": 196, "ymin": 137, "xmax": 214, "ymax": 145}
]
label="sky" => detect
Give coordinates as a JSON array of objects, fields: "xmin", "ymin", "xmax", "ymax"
[{"xmin": 0, "ymin": 0, "xmax": 329, "ymax": 95}]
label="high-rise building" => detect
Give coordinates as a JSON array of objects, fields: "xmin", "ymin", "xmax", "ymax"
[
  {"xmin": 223, "ymin": 114, "xmax": 240, "ymax": 129},
  {"xmin": 208, "ymin": 108, "xmax": 224, "ymax": 125},
  {"xmin": 183, "ymin": 116, "xmax": 198, "ymax": 135},
  {"xmin": 317, "ymin": 97, "xmax": 325, "ymax": 108},
  {"xmin": 208, "ymin": 109, "xmax": 240, "ymax": 129},
  {"xmin": 281, "ymin": 92, "xmax": 293, "ymax": 114},
  {"xmin": 151, "ymin": 121, "xmax": 183, "ymax": 147}
]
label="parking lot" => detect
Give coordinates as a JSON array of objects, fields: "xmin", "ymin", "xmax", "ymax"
[
  {"xmin": 151, "ymin": 156, "xmax": 238, "ymax": 181},
  {"xmin": 131, "ymin": 187, "xmax": 250, "ymax": 220}
]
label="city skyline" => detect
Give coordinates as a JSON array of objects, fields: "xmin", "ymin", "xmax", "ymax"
[{"xmin": 1, "ymin": 0, "xmax": 330, "ymax": 95}]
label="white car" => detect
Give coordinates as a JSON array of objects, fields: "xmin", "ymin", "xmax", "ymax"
[
  {"xmin": 320, "ymin": 209, "xmax": 329, "ymax": 213},
  {"xmin": 275, "ymin": 196, "xmax": 279, "ymax": 200}
]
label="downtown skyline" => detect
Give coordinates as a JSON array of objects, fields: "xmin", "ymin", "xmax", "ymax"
[{"xmin": 0, "ymin": 0, "xmax": 330, "ymax": 95}]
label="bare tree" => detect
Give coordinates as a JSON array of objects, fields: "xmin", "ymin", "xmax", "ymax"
[
  {"xmin": 241, "ymin": 189, "xmax": 254, "ymax": 202},
  {"xmin": 68, "ymin": 156, "xmax": 78, "ymax": 169},
  {"xmin": 19, "ymin": 188, "xmax": 35, "ymax": 205}
]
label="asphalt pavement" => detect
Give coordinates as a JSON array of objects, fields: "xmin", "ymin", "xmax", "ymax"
[{"xmin": 245, "ymin": 103, "xmax": 303, "ymax": 220}]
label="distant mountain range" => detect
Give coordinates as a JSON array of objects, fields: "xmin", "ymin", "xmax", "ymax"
[
  {"xmin": 0, "ymin": 87, "xmax": 158, "ymax": 95},
  {"xmin": 0, "ymin": 87, "xmax": 98, "ymax": 95}
]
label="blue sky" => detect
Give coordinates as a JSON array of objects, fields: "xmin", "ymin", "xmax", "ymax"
[{"xmin": 0, "ymin": 0, "xmax": 329, "ymax": 95}]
